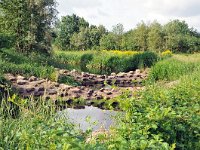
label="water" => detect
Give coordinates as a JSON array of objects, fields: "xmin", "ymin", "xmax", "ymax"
[{"xmin": 58, "ymin": 106, "xmax": 119, "ymax": 131}]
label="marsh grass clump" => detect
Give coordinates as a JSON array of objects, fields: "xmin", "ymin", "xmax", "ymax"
[
  {"xmin": 0, "ymin": 95, "xmax": 92, "ymax": 149},
  {"xmin": 149, "ymin": 54, "xmax": 200, "ymax": 81}
]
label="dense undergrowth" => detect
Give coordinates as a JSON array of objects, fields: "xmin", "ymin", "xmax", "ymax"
[
  {"xmin": 54, "ymin": 50, "xmax": 158, "ymax": 74},
  {"xmin": 0, "ymin": 49, "xmax": 200, "ymax": 149}
]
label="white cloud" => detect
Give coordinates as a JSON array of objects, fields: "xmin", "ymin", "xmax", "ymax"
[{"xmin": 56, "ymin": 0, "xmax": 200, "ymax": 31}]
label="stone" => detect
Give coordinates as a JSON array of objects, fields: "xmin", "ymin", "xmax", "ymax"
[
  {"xmin": 26, "ymin": 87, "xmax": 35, "ymax": 93},
  {"xmin": 99, "ymin": 88, "xmax": 105, "ymax": 92},
  {"xmin": 34, "ymin": 91, "xmax": 44, "ymax": 97},
  {"xmin": 35, "ymin": 79, "xmax": 46, "ymax": 84},
  {"xmin": 96, "ymin": 95, "xmax": 103, "ymax": 100},
  {"xmin": 69, "ymin": 88, "xmax": 81, "ymax": 94},
  {"xmin": 29, "ymin": 76, "xmax": 37, "ymax": 82},
  {"xmin": 5, "ymin": 74, "xmax": 16, "ymax": 82},
  {"xmin": 106, "ymin": 91, "xmax": 113, "ymax": 95},
  {"xmin": 38, "ymin": 86, "xmax": 45, "ymax": 92},
  {"xmin": 111, "ymin": 73, "xmax": 116, "ymax": 76},
  {"xmin": 59, "ymin": 84, "xmax": 71, "ymax": 90},
  {"xmin": 87, "ymin": 89, "xmax": 94, "ymax": 95},
  {"xmin": 81, "ymin": 72, "xmax": 90, "ymax": 77},
  {"xmin": 17, "ymin": 75, "xmax": 26, "ymax": 80},
  {"xmin": 48, "ymin": 89, "xmax": 57, "ymax": 95},
  {"xmin": 129, "ymin": 71, "xmax": 134, "ymax": 74},
  {"xmin": 117, "ymin": 73, "xmax": 126, "ymax": 78},
  {"xmin": 97, "ymin": 75, "xmax": 106, "ymax": 79},
  {"xmin": 17, "ymin": 80, "xmax": 27, "ymax": 85},
  {"xmin": 135, "ymin": 69, "xmax": 140, "ymax": 74}
]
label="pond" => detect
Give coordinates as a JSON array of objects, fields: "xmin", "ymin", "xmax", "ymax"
[{"xmin": 58, "ymin": 106, "xmax": 121, "ymax": 131}]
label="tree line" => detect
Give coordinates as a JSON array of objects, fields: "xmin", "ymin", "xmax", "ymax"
[
  {"xmin": 0, "ymin": 0, "xmax": 57, "ymax": 54},
  {"xmin": 0, "ymin": 0, "xmax": 200, "ymax": 54},
  {"xmin": 55, "ymin": 14, "xmax": 200, "ymax": 53}
]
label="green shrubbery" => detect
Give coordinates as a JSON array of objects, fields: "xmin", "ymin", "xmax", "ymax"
[
  {"xmin": 92, "ymin": 67, "xmax": 200, "ymax": 149},
  {"xmin": 0, "ymin": 34, "xmax": 15, "ymax": 49},
  {"xmin": 55, "ymin": 50, "xmax": 158, "ymax": 74},
  {"xmin": 149, "ymin": 55, "xmax": 200, "ymax": 81}
]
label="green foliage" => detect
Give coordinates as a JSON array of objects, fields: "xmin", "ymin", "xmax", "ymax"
[
  {"xmin": 0, "ymin": 0, "xmax": 57, "ymax": 53},
  {"xmin": 55, "ymin": 50, "xmax": 158, "ymax": 74},
  {"xmin": 58, "ymin": 76, "xmax": 81, "ymax": 86},
  {"xmin": 0, "ymin": 33, "xmax": 15, "ymax": 48},
  {"xmin": 100, "ymin": 33, "xmax": 117, "ymax": 50},
  {"xmin": 149, "ymin": 54, "xmax": 200, "ymax": 81},
  {"xmin": 95, "ymin": 66, "xmax": 200, "ymax": 149},
  {"xmin": 55, "ymin": 14, "xmax": 89, "ymax": 50}
]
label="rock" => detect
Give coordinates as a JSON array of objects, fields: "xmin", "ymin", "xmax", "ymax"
[
  {"xmin": 26, "ymin": 87, "xmax": 35, "ymax": 93},
  {"xmin": 71, "ymin": 94, "xmax": 80, "ymax": 99},
  {"xmin": 97, "ymin": 75, "xmax": 106, "ymax": 79},
  {"xmin": 17, "ymin": 80, "xmax": 27, "ymax": 85},
  {"xmin": 59, "ymin": 69, "xmax": 69, "ymax": 74},
  {"xmin": 82, "ymin": 72, "xmax": 90, "ymax": 77},
  {"xmin": 117, "ymin": 73, "xmax": 126, "ymax": 78},
  {"xmin": 127, "ymin": 74, "xmax": 134, "ymax": 78},
  {"xmin": 18, "ymin": 87, "xmax": 25, "ymax": 94},
  {"xmin": 87, "ymin": 89, "xmax": 94, "ymax": 95},
  {"xmin": 135, "ymin": 69, "xmax": 140, "ymax": 74},
  {"xmin": 105, "ymin": 96, "xmax": 111, "ymax": 100},
  {"xmin": 69, "ymin": 88, "xmax": 81, "ymax": 94},
  {"xmin": 111, "ymin": 73, "xmax": 116, "ymax": 76},
  {"xmin": 38, "ymin": 86, "xmax": 45, "ymax": 92},
  {"xmin": 35, "ymin": 79, "xmax": 46, "ymax": 84},
  {"xmin": 59, "ymin": 84, "xmax": 71, "ymax": 90},
  {"xmin": 48, "ymin": 89, "xmax": 57, "ymax": 95},
  {"xmin": 106, "ymin": 91, "xmax": 112, "ymax": 95},
  {"xmin": 60, "ymin": 91, "xmax": 68, "ymax": 97},
  {"xmin": 29, "ymin": 76, "xmax": 37, "ymax": 82},
  {"xmin": 99, "ymin": 88, "xmax": 105, "ymax": 92},
  {"xmin": 129, "ymin": 71, "xmax": 134, "ymax": 74},
  {"xmin": 96, "ymin": 95, "xmax": 103, "ymax": 100},
  {"xmin": 17, "ymin": 75, "xmax": 26, "ymax": 80},
  {"xmin": 5, "ymin": 74, "xmax": 16, "ymax": 82},
  {"xmin": 34, "ymin": 91, "xmax": 44, "ymax": 97}
]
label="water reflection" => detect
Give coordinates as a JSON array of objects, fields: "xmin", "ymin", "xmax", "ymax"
[{"xmin": 58, "ymin": 106, "xmax": 119, "ymax": 131}]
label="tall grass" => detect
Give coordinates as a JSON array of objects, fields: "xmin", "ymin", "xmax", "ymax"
[
  {"xmin": 149, "ymin": 54, "xmax": 200, "ymax": 81},
  {"xmin": 54, "ymin": 50, "xmax": 158, "ymax": 74},
  {"xmin": 92, "ymin": 59, "xmax": 200, "ymax": 149},
  {"xmin": 0, "ymin": 95, "xmax": 91, "ymax": 149}
]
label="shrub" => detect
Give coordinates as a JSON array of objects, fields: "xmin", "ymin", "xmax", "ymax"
[
  {"xmin": 0, "ymin": 33, "xmax": 15, "ymax": 48},
  {"xmin": 161, "ymin": 50, "xmax": 173, "ymax": 58},
  {"xmin": 149, "ymin": 57, "xmax": 200, "ymax": 81},
  {"xmin": 80, "ymin": 53, "xmax": 93, "ymax": 72}
]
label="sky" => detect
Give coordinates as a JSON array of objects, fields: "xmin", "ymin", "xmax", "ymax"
[{"xmin": 56, "ymin": 0, "xmax": 200, "ymax": 31}]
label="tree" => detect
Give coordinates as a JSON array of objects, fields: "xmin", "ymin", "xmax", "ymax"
[
  {"xmin": 133, "ymin": 22, "xmax": 149, "ymax": 51},
  {"xmin": 163, "ymin": 20, "xmax": 191, "ymax": 52},
  {"xmin": 55, "ymin": 14, "xmax": 89, "ymax": 50},
  {"xmin": 112, "ymin": 23, "xmax": 124, "ymax": 50},
  {"xmin": 121, "ymin": 30, "xmax": 137, "ymax": 50},
  {"xmin": 70, "ymin": 27, "xmax": 91, "ymax": 50},
  {"xmin": 89, "ymin": 25, "xmax": 107, "ymax": 50},
  {"xmin": 147, "ymin": 21, "xmax": 163, "ymax": 52},
  {"xmin": 100, "ymin": 33, "xmax": 117, "ymax": 50},
  {"xmin": 0, "ymin": 0, "xmax": 57, "ymax": 53}
]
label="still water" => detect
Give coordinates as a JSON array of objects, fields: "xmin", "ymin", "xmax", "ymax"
[{"xmin": 58, "ymin": 106, "xmax": 120, "ymax": 131}]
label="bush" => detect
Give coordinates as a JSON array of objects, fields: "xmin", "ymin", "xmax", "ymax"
[
  {"xmin": 101, "ymin": 70, "xmax": 200, "ymax": 149},
  {"xmin": 0, "ymin": 33, "xmax": 15, "ymax": 48},
  {"xmin": 161, "ymin": 50, "xmax": 173, "ymax": 58},
  {"xmin": 149, "ymin": 57, "xmax": 200, "ymax": 81},
  {"xmin": 80, "ymin": 53, "xmax": 93, "ymax": 72}
]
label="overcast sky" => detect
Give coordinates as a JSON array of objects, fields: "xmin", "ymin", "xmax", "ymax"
[{"xmin": 56, "ymin": 0, "xmax": 200, "ymax": 31}]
